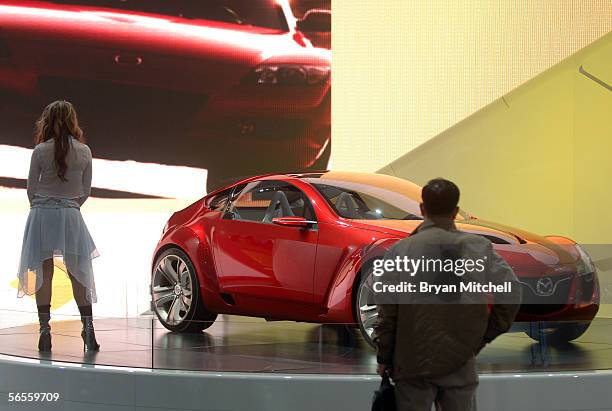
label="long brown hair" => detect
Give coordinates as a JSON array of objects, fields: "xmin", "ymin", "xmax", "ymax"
[{"xmin": 34, "ymin": 100, "xmax": 84, "ymax": 182}]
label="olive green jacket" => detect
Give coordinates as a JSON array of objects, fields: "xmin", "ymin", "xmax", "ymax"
[{"xmin": 373, "ymin": 218, "xmax": 521, "ymax": 380}]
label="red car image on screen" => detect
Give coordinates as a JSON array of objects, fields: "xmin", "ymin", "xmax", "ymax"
[
  {"xmin": 0, "ymin": 0, "xmax": 331, "ymax": 191},
  {"xmin": 151, "ymin": 172, "xmax": 599, "ymax": 346}
]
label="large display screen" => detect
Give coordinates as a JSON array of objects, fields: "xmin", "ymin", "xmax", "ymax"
[{"xmin": 0, "ymin": 0, "xmax": 330, "ymax": 317}]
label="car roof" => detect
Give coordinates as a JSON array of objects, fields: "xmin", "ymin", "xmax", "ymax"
[{"xmin": 206, "ymin": 171, "xmax": 423, "ymax": 200}]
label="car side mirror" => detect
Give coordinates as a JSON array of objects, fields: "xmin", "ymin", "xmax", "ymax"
[
  {"xmin": 272, "ymin": 216, "xmax": 316, "ymax": 228},
  {"xmin": 296, "ymin": 9, "xmax": 331, "ymax": 33}
]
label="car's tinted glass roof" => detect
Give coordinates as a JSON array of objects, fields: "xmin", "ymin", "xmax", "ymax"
[
  {"xmin": 297, "ymin": 171, "xmax": 423, "ymax": 200},
  {"xmin": 297, "ymin": 171, "xmax": 468, "ymax": 220}
]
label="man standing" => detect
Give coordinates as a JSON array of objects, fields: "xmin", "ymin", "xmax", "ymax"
[{"xmin": 374, "ymin": 178, "xmax": 521, "ymax": 411}]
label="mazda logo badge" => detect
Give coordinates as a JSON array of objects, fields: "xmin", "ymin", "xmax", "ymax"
[{"xmin": 536, "ymin": 277, "xmax": 554, "ymax": 297}]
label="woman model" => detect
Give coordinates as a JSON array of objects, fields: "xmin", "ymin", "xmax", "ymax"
[{"xmin": 17, "ymin": 100, "xmax": 100, "ymax": 352}]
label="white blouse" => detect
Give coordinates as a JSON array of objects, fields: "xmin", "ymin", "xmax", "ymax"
[{"xmin": 27, "ymin": 137, "xmax": 92, "ymax": 205}]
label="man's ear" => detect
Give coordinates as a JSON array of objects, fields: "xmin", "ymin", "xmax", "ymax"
[
  {"xmin": 420, "ymin": 203, "xmax": 427, "ymax": 218},
  {"xmin": 451, "ymin": 206, "xmax": 459, "ymax": 219}
]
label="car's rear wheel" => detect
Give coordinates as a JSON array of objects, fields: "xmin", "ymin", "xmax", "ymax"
[
  {"xmin": 355, "ymin": 268, "xmax": 377, "ymax": 348},
  {"xmin": 526, "ymin": 321, "xmax": 591, "ymax": 345},
  {"xmin": 151, "ymin": 248, "xmax": 217, "ymax": 333}
]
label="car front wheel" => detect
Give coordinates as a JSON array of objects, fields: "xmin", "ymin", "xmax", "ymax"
[
  {"xmin": 151, "ymin": 248, "xmax": 217, "ymax": 333},
  {"xmin": 355, "ymin": 270, "xmax": 378, "ymax": 348}
]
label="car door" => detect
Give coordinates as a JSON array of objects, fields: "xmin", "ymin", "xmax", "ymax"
[{"xmin": 211, "ymin": 180, "xmax": 318, "ymax": 311}]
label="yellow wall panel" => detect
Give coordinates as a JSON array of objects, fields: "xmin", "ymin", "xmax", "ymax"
[
  {"xmin": 332, "ymin": 0, "xmax": 612, "ymax": 173},
  {"xmin": 380, "ymin": 32, "xmax": 611, "ymax": 243},
  {"xmin": 574, "ymin": 41, "xmax": 612, "ymax": 243}
]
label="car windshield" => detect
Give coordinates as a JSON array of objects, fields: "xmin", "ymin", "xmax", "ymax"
[
  {"xmin": 49, "ymin": 0, "xmax": 289, "ymax": 31},
  {"xmin": 303, "ymin": 172, "xmax": 467, "ymax": 221}
]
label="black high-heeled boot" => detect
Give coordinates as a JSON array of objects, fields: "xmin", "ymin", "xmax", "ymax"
[
  {"xmin": 38, "ymin": 312, "xmax": 52, "ymax": 352},
  {"xmin": 81, "ymin": 316, "xmax": 100, "ymax": 352}
]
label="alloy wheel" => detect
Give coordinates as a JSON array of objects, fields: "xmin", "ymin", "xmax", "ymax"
[
  {"xmin": 152, "ymin": 254, "xmax": 194, "ymax": 326},
  {"xmin": 357, "ymin": 274, "xmax": 377, "ymax": 346}
]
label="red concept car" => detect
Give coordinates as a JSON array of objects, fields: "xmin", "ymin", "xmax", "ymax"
[
  {"xmin": 0, "ymin": 0, "xmax": 331, "ymax": 191},
  {"xmin": 151, "ymin": 172, "xmax": 600, "ymax": 346}
]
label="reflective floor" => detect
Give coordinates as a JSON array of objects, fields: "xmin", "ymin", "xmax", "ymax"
[{"xmin": 1, "ymin": 316, "xmax": 612, "ymax": 374}]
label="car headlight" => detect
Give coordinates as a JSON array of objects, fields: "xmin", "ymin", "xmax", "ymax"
[
  {"xmin": 575, "ymin": 244, "xmax": 596, "ymax": 275},
  {"xmin": 245, "ymin": 64, "xmax": 330, "ymax": 85},
  {"xmin": 162, "ymin": 220, "xmax": 170, "ymax": 235}
]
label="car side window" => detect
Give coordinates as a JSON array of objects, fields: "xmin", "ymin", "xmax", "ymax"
[
  {"xmin": 226, "ymin": 181, "xmax": 315, "ymax": 223},
  {"xmin": 207, "ymin": 189, "xmax": 232, "ymax": 212}
]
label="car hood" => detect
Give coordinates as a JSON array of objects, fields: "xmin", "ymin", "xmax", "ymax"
[{"xmin": 350, "ymin": 218, "xmax": 580, "ymax": 273}]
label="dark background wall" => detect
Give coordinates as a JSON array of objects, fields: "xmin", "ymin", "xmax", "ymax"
[{"xmin": 289, "ymin": 0, "xmax": 331, "ymax": 18}]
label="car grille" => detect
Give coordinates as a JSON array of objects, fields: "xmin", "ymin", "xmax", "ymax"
[
  {"xmin": 519, "ymin": 273, "xmax": 573, "ymax": 315},
  {"xmin": 520, "ymin": 303, "xmax": 567, "ymax": 315}
]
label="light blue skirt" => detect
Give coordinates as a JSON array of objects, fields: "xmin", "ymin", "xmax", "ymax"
[{"xmin": 17, "ymin": 196, "xmax": 99, "ymax": 303}]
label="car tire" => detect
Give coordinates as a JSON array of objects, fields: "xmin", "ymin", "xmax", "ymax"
[
  {"xmin": 526, "ymin": 322, "xmax": 591, "ymax": 345},
  {"xmin": 354, "ymin": 265, "xmax": 378, "ymax": 349},
  {"xmin": 151, "ymin": 248, "xmax": 217, "ymax": 333}
]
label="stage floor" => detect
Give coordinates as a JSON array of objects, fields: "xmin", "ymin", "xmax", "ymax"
[{"xmin": 1, "ymin": 315, "xmax": 612, "ymax": 374}]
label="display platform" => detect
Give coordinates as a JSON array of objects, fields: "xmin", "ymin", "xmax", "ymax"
[
  {"xmin": 2, "ymin": 316, "xmax": 612, "ymax": 373},
  {"xmin": 1, "ymin": 315, "xmax": 612, "ymax": 410}
]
